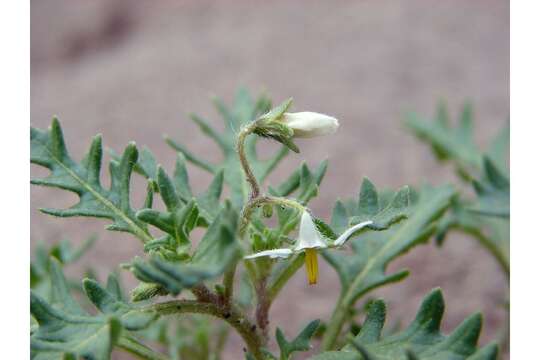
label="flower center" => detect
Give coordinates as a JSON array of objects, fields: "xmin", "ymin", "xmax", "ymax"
[{"xmin": 305, "ymin": 248, "xmax": 319, "ymax": 285}]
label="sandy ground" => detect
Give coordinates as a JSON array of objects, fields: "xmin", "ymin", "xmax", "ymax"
[{"xmin": 31, "ymin": 1, "xmax": 509, "ymax": 359}]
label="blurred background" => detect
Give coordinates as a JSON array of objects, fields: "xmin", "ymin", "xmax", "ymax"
[{"xmin": 31, "ymin": 1, "xmax": 509, "ymax": 358}]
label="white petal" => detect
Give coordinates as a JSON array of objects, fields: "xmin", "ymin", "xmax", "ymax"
[
  {"xmin": 244, "ymin": 248, "xmax": 293, "ymax": 259},
  {"xmin": 282, "ymin": 112, "xmax": 339, "ymax": 138},
  {"xmin": 333, "ymin": 221, "xmax": 374, "ymax": 246},
  {"xmin": 294, "ymin": 211, "xmax": 328, "ymax": 251}
]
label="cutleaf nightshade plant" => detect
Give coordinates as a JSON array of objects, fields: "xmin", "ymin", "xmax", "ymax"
[
  {"xmin": 405, "ymin": 103, "xmax": 510, "ymax": 276},
  {"xmin": 31, "ymin": 90, "xmax": 499, "ymax": 359}
]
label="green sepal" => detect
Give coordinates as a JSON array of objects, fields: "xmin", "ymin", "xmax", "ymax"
[{"xmin": 259, "ymin": 98, "xmax": 293, "ymax": 122}]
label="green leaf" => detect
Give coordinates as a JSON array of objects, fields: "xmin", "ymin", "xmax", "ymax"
[
  {"xmin": 349, "ymin": 178, "xmax": 410, "ymax": 231},
  {"xmin": 31, "ymin": 237, "xmax": 97, "ymax": 300},
  {"xmin": 313, "ymin": 289, "xmax": 498, "ymax": 360},
  {"xmin": 110, "ymin": 146, "xmax": 159, "ymax": 191},
  {"xmin": 31, "ymin": 259, "xmax": 157, "ymax": 360},
  {"xmin": 405, "ymin": 103, "xmax": 482, "ymax": 179},
  {"xmin": 31, "ymin": 118, "xmax": 153, "ymax": 243},
  {"xmin": 407, "ymin": 106, "xmax": 509, "ymax": 277},
  {"xmin": 135, "ymin": 161, "xmax": 226, "ymax": 260},
  {"xmin": 128, "ymin": 205, "xmax": 241, "ymax": 296},
  {"xmin": 323, "ymin": 185, "xmax": 445, "ymax": 302},
  {"xmin": 270, "ymin": 160, "xmax": 328, "ymax": 204},
  {"xmin": 48, "ymin": 235, "xmax": 97, "ymax": 265},
  {"xmin": 469, "ymin": 158, "xmax": 509, "ymax": 218},
  {"xmin": 435, "ymin": 196, "xmax": 509, "ymax": 276},
  {"xmin": 165, "ymin": 89, "xmax": 289, "ymax": 207},
  {"xmin": 486, "ymin": 123, "xmax": 510, "ymax": 174},
  {"xmin": 276, "ymin": 320, "xmax": 320, "ymax": 360},
  {"xmin": 321, "ymin": 185, "xmax": 455, "ymax": 349}
]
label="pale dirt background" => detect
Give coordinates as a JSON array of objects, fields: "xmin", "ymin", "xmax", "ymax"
[{"xmin": 31, "ymin": 1, "xmax": 509, "ymax": 359}]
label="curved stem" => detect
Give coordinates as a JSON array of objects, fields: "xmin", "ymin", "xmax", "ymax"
[
  {"xmin": 240, "ymin": 196, "xmax": 305, "ymax": 237},
  {"xmin": 237, "ymin": 122, "xmax": 261, "ymax": 200},
  {"xmin": 117, "ymin": 335, "xmax": 170, "ymax": 360},
  {"xmin": 145, "ymin": 300, "xmax": 265, "ymax": 360}
]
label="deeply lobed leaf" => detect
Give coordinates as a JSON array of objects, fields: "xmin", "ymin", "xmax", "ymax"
[
  {"xmin": 31, "ymin": 259, "xmax": 156, "ymax": 360},
  {"xmin": 31, "ymin": 118, "xmax": 153, "ymax": 243},
  {"xmin": 313, "ymin": 289, "xmax": 498, "ymax": 360},
  {"xmin": 128, "ymin": 204, "xmax": 241, "ymax": 297},
  {"xmin": 275, "ymin": 320, "xmax": 321, "ymax": 360}
]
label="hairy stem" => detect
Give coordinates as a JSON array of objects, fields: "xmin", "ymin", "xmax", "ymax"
[
  {"xmin": 192, "ymin": 284, "xmax": 221, "ymax": 304},
  {"xmin": 117, "ymin": 335, "xmax": 170, "ymax": 360},
  {"xmin": 222, "ymin": 264, "xmax": 236, "ymax": 305},
  {"xmin": 146, "ymin": 300, "xmax": 264, "ymax": 360},
  {"xmin": 255, "ymin": 276, "xmax": 270, "ymax": 339},
  {"xmin": 240, "ymin": 196, "xmax": 304, "ymax": 237},
  {"xmin": 237, "ymin": 122, "xmax": 261, "ymax": 200},
  {"xmin": 235, "ymin": 120, "xmax": 308, "ymax": 351}
]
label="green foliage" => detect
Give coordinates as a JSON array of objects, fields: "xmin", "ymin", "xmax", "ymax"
[
  {"xmin": 320, "ymin": 184, "xmax": 455, "ymax": 349},
  {"xmin": 128, "ymin": 205, "xmax": 240, "ymax": 297},
  {"xmin": 30, "ymin": 93, "xmax": 503, "ymax": 360},
  {"xmin": 406, "ymin": 104, "xmax": 510, "ymax": 276},
  {"xmin": 324, "ymin": 184, "xmax": 453, "ymax": 303},
  {"xmin": 469, "ymin": 158, "xmax": 509, "ymax": 218},
  {"xmin": 31, "ymin": 118, "xmax": 153, "ymax": 243},
  {"xmin": 347, "ymin": 177, "xmax": 410, "ymax": 231},
  {"xmin": 165, "ymin": 89, "xmax": 289, "ymax": 207},
  {"xmin": 270, "ymin": 160, "xmax": 328, "ymax": 205},
  {"xmin": 137, "ymin": 161, "xmax": 225, "ymax": 261},
  {"xmin": 313, "ymin": 289, "xmax": 498, "ymax": 360},
  {"xmin": 405, "ymin": 103, "xmax": 482, "ymax": 179},
  {"xmin": 275, "ymin": 320, "xmax": 320, "ymax": 360},
  {"xmin": 31, "ymin": 259, "xmax": 157, "ymax": 360},
  {"xmin": 31, "ymin": 236, "xmax": 96, "ymax": 294}
]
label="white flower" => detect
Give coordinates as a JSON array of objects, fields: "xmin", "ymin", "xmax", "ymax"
[
  {"xmin": 294, "ymin": 211, "xmax": 328, "ymax": 251},
  {"xmin": 281, "ymin": 112, "xmax": 339, "ymax": 138},
  {"xmin": 244, "ymin": 211, "xmax": 372, "ymax": 285}
]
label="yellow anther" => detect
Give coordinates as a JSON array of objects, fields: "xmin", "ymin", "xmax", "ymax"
[{"xmin": 305, "ymin": 248, "xmax": 319, "ymax": 285}]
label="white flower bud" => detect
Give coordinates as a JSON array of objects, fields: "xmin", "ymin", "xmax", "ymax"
[{"xmin": 281, "ymin": 112, "xmax": 339, "ymax": 138}]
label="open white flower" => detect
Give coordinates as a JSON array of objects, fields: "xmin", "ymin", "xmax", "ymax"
[
  {"xmin": 244, "ymin": 211, "xmax": 372, "ymax": 285},
  {"xmin": 281, "ymin": 112, "xmax": 339, "ymax": 138}
]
